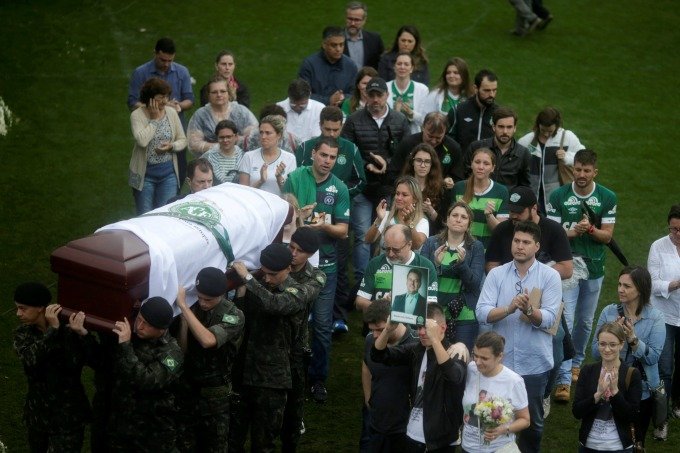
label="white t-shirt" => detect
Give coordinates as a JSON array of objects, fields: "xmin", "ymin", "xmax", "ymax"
[
  {"xmin": 461, "ymin": 363, "xmax": 528, "ymax": 453},
  {"xmin": 378, "ymin": 216, "xmax": 430, "ymax": 252},
  {"xmin": 238, "ymin": 148, "xmax": 297, "ymax": 196},
  {"xmin": 585, "ymin": 401, "xmax": 624, "ymax": 450},
  {"xmin": 406, "ymin": 353, "xmax": 428, "ymax": 443}
]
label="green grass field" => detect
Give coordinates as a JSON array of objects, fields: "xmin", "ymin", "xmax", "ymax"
[{"xmin": 1, "ymin": 0, "xmax": 679, "ymax": 451}]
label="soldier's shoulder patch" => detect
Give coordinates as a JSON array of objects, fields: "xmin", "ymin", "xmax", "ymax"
[
  {"xmin": 222, "ymin": 314, "xmax": 239, "ymax": 325},
  {"xmin": 286, "ymin": 287, "xmax": 299, "ymax": 295},
  {"xmin": 162, "ymin": 356, "xmax": 178, "ymax": 371},
  {"xmin": 316, "ymin": 274, "xmax": 326, "ymax": 285}
]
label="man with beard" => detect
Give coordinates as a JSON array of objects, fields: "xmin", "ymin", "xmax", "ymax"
[
  {"xmin": 546, "ymin": 149, "xmax": 617, "ymax": 403},
  {"xmin": 447, "ymin": 69, "xmax": 498, "ymax": 151},
  {"xmin": 343, "ymin": 2, "xmax": 384, "ymax": 70},
  {"xmin": 467, "ymin": 107, "xmax": 531, "ymax": 188},
  {"xmin": 476, "ymin": 221, "xmax": 561, "ymax": 453}
]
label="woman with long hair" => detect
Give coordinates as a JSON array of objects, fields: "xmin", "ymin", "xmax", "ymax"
[
  {"xmin": 425, "ymin": 57, "xmax": 473, "ymax": 114},
  {"xmin": 591, "ymin": 265, "xmax": 666, "ymax": 446},
  {"xmin": 366, "ymin": 175, "xmax": 429, "ymax": 251},
  {"xmin": 129, "ymin": 77, "xmax": 187, "ymax": 215},
  {"xmin": 461, "ymin": 331, "xmax": 530, "ymax": 453},
  {"xmin": 341, "ymin": 66, "xmax": 378, "ymax": 117},
  {"xmin": 400, "ymin": 143, "xmax": 452, "ymax": 234},
  {"xmin": 386, "ymin": 52, "xmax": 430, "ymax": 134},
  {"xmin": 649, "ymin": 204, "xmax": 680, "ymax": 435},
  {"xmin": 452, "ymin": 148, "xmax": 509, "ymax": 248},
  {"xmin": 378, "ymin": 25, "xmax": 429, "ymax": 85},
  {"xmin": 199, "ymin": 49, "xmax": 250, "ymax": 107},
  {"xmin": 238, "ymin": 115, "xmax": 297, "ymax": 196},
  {"xmin": 421, "ymin": 201, "xmax": 484, "ymax": 351},
  {"xmin": 574, "ymin": 322, "xmax": 642, "ymax": 452},
  {"xmin": 187, "ymin": 76, "xmax": 258, "ymax": 156}
]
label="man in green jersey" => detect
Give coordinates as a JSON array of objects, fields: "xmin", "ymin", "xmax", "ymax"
[
  {"xmin": 356, "ymin": 224, "xmax": 438, "ymax": 311},
  {"xmin": 546, "ymin": 149, "xmax": 617, "ymax": 402},
  {"xmin": 295, "ymin": 106, "xmax": 366, "ymax": 333},
  {"xmin": 283, "ymin": 136, "xmax": 350, "ymax": 403}
]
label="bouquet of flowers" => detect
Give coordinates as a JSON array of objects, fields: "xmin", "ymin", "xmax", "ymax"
[{"xmin": 473, "ymin": 396, "xmax": 514, "ymax": 445}]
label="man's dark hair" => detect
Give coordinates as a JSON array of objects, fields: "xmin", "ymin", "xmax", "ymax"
[
  {"xmin": 407, "ymin": 268, "xmax": 422, "ymax": 282},
  {"xmin": 320, "ymin": 106, "xmax": 344, "ymax": 123},
  {"xmin": 258, "ymin": 104, "xmax": 287, "ymax": 121},
  {"xmin": 423, "ymin": 112, "xmax": 448, "ymax": 133},
  {"xmin": 187, "ymin": 158, "xmax": 214, "ymax": 179},
  {"xmin": 363, "ymin": 299, "xmax": 391, "ymax": 325},
  {"xmin": 574, "ymin": 149, "xmax": 598, "ymax": 168},
  {"xmin": 668, "ymin": 204, "xmax": 680, "ymax": 223},
  {"xmin": 314, "ymin": 136, "xmax": 339, "ymax": 151},
  {"xmin": 323, "ymin": 26, "xmax": 345, "ymax": 40},
  {"xmin": 155, "ymin": 37, "xmax": 176, "ymax": 54},
  {"xmin": 535, "ymin": 107, "xmax": 562, "ymax": 129},
  {"xmin": 492, "ymin": 106, "xmax": 517, "ymax": 126},
  {"xmin": 474, "ymin": 69, "xmax": 497, "ymax": 87},
  {"xmin": 288, "ymin": 79, "xmax": 312, "ymax": 101},
  {"xmin": 514, "ymin": 220, "xmax": 541, "ymax": 243},
  {"xmin": 215, "ymin": 119, "xmax": 239, "ymax": 136}
]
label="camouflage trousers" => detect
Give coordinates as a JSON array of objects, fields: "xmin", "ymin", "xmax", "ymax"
[
  {"xmin": 27, "ymin": 425, "xmax": 84, "ymax": 453},
  {"xmin": 228, "ymin": 386, "xmax": 287, "ymax": 453},
  {"xmin": 108, "ymin": 414, "xmax": 177, "ymax": 452},
  {"xmin": 176, "ymin": 385, "xmax": 230, "ymax": 452},
  {"xmin": 280, "ymin": 360, "xmax": 307, "ymax": 453}
]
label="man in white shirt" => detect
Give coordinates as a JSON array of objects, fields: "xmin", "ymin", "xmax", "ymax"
[{"xmin": 277, "ymin": 79, "xmax": 325, "ymax": 142}]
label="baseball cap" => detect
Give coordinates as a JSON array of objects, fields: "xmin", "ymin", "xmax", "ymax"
[
  {"xmin": 508, "ymin": 186, "xmax": 537, "ymax": 213},
  {"xmin": 365, "ymin": 77, "xmax": 387, "ymax": 94}
]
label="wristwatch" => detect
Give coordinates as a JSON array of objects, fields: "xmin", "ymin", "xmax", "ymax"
[
  {"xmin": 629, "ymin": 336, "xmax": 639, "ymax": 347},
  {"xmin": 525, "ymin": 305, "xmax": 534, "ymax": 316},
  {"xmin": 244, "ymin": 273, "xmax": 253, "ymax": 282}
]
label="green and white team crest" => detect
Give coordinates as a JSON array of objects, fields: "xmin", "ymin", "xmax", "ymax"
[
  {"xmin": 337, "ymin": 155, "xmax": 347, "ymax": 165},
  {"xmin": 170, "ymin": 201, "xmax": 221, "ymax": 226}
]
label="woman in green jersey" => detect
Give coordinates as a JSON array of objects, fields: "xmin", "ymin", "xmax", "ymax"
[
  {"xmin": 425, "ymin": 57, "xmax": 473, "ymax": 115},
  {"xmin": 452, "ymin": 147, "xmax": 509, "ymax": 249}
]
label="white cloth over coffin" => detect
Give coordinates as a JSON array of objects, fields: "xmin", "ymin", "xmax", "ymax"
[{"xmin": 98, "ymin": 183, "xmax": 289, "ymax": 313}]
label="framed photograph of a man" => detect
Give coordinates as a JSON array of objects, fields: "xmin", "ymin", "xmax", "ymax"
[{"xmin": 391, "ymin": 264, "xmax": 429, "ymax": 325}]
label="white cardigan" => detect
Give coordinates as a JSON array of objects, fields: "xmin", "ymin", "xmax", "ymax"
[{"xmin": 648, "ymin": 235, "xmax": 680, "ymax": 326}]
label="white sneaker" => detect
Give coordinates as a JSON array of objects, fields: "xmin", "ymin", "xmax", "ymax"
[
  {"xmin": 672, "ymin": 405, "xmax": 680, "ymax": 418},
  {"xmin": 653, "ymin": 422, "xmax": 668, "ymax": 441},
  {"xmin": 543, "ymin": 396, "xmax": 551, "ymax": 418}
]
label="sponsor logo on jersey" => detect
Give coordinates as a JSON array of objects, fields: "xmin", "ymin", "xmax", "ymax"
[
  {"xmin": 585, "ymin": 197, "xmax": 601, "ymax": 207},
  {"xmin": 564, "ymin": 196, "xmax": 581, "ymax": 206},
  {"xmin": 324, "ymin": 195, "xmax": 335, "ymax": 205},
  {"xmin": 608, "ymin": 205, "xmax": 617, "ymax": 215},
  {"xmin": 568, "ymin": 207, "xmax": 579, "ymax": 215},
  {"xmin": 379, "ymin": 264, "xmax": 392, "ymax": 271},
  {"xmin": 326, "ymin": 185, "xmax": 338, "ymax": 194}
]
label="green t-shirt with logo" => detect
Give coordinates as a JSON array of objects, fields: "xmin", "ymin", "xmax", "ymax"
[
  {"xmin": 452, "ymin": 180, "xmax": 509, "ymax": 249},
  {"xmin": 283, "ymin": 166, "xmax": 350, "ymax": 273},
  {"xmin": 357, "ymin": 252, "xmax": 438, "ymax": 303},
  {"xmin": 546, "ymin": 182, "xmax": 617, "ymax": 278}
]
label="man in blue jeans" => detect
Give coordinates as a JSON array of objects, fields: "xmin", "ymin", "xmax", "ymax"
[
  {"xmin": 476, "ymin": 221, "xmax": 562, "ymax": 452},
  {"xmin": 546, "ymin": 149, "xmax": 617, "ymax": 403}
]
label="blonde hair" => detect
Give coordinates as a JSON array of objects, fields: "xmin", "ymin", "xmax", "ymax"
[{"xmin": 384, "ymin": 176, "xmax": 425, "ymax": 227}]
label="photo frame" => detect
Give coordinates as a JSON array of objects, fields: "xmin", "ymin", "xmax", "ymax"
[{"xmin": 390, "ymin": 264, "xmax": 429, "ymax": 325}]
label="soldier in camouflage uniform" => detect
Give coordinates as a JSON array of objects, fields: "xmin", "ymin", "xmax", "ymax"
[
  {"xmin": 13, "ymin": 282, "xmax": 92, "ymax": 453},
  {"xmin": 175, "ymin": 267, "xmax": 245, "ymax": 453},
  {"xmin": 108, "ymin": 296, "xmax": 183, "ymax": 452},
  {"xmin": 228, "ymin": 244, "xmax": 309, "ymax": 453},
  {"xmin": 281, "ymin": 227, "xmax": 326, "ymax": 452}
]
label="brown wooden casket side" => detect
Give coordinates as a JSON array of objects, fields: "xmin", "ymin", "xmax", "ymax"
[{"xmin": 50, "ymin": 230, "xmax": 150, "ymax": 332}]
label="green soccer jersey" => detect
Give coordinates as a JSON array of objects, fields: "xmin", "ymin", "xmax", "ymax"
[
  {"xmin": 294, "ymin": 136, "xmax": 367, "ymax": 197},
  {"xmin": 452, "ymin": 180, "xmax": 509, "ymax": 249},
  {"xmin": 357, "ymin": 252, "xmax": 438, "ymax": 303},
  {"xmin": 437, "ymin": 249, "xmax": 476, "ymax": 322},
  {"xmin": 283, "ymin": 166, "xmax": 350, "ymax": 273},
  {"xmin": 546, "ymin": 182, "xmax": 617, "ymax": 278}
]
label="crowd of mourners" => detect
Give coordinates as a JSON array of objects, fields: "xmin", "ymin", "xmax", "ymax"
[{"xmin": 12, "ymin": 2, "xmax": 680, "ymax": 453}]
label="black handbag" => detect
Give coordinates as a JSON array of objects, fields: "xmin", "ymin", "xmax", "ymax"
[{"xmin": 560, "ymin": 312, "xmax": 575, "ymax": 360}]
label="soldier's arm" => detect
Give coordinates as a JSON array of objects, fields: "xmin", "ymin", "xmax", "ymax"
[
  {"xmin": 210, "ymin": 303, "xmax": 245, "ymax": 348},
  {"xmin": 115, "ymin": 342, "xmax": 183, "ymax": 391},
  {"xmin": 244, "ymin": 279, "xmax": 307, "ymax": 316},
  {"xmin": 177, "ymin": 286, "xmax": 218, "ymax": 349},
  {"xmin": 13, "ymin": 326, "xmax": 61, "ymax": 369}
]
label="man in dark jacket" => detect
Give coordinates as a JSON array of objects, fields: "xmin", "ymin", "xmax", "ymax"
[
  {"xmin": 467, "ymin": 106, "xmax": 531, "ymax": 188},
  {"xmin": 447, "ymin": 69, "xmax": 498, "ymax": 152},
  {"xmin": 343, "ymin": 2, "xmax": 384, "ymax": 70},
  {"xmin": 372, "ymin": 303, "xmax": 467, "ymax": 452}
]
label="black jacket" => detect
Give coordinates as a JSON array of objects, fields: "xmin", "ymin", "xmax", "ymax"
[
  {"xmin": 341, "ymin": 107, "xmax": 410, "ymax": 199},
  {"xmin": 572, "ymin": 362, "xmax": 642, "ymax": 448},
  {"xmin": 467, "ymin": 137, "xmax": 531, "ymax": 188},
  {"xmin": 371, "ymin": 340, "xmax": 466, "ymax": 450},
  {"xmin": 343, "ymin": 29, "xmax": 384, "ymax": 70},
  {"xmin": 447, "ymin": 95, "xmax": 496, "ymax": 152},
  {"xmin": 388, "ymin": 132, "xmax": 465, "ymax": 184}
]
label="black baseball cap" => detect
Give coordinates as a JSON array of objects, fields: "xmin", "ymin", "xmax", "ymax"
[
  {"xmin": 365, "ymin": 77, "xmax": 387, "ymax": 94},
  {"xmin": 508, "ymin": 186, "xmax": 537, "ymax": 213}
]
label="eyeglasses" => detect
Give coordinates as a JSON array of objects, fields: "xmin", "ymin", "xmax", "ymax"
[
  {"xmin": 598, "ymin": 342, "xmax": 621, "ymax": 349},
  {"xmin": 669, "ymin": 227, "xmax": 680, "ymax": 234},
  {"xmin": 413, "ymin": 158, "xmax": 432, "ymax": 166},
  {"xmin": 218, "ymin": 134, "xmax": 236, "ymax": 141},
  {"xmin": 382, "ymin": 242, "xmax": 409, "ymax": 254},
  {"xmin": 515, "ymin": 280, "xmax": 523, "ymax": 296}
]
